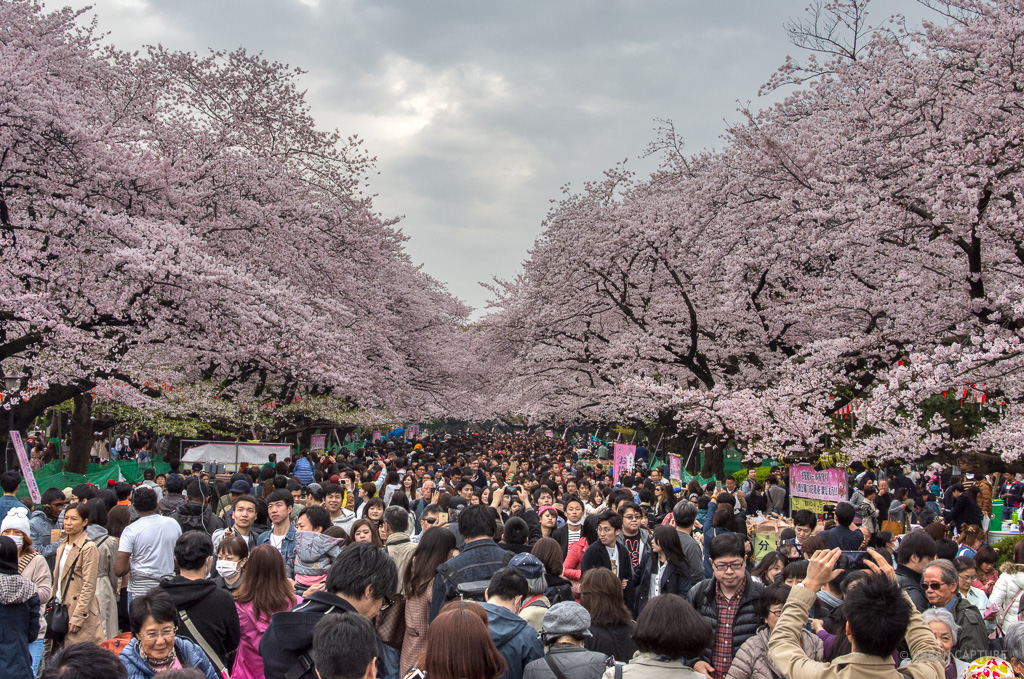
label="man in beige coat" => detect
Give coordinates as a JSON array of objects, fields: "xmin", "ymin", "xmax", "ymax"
[
  {"xmin": 382, "ymin": 506, "xmax": 417, "ymax": 593},
  {"xmin": 769, "ymin": 547, "xmax": 944, "ymax": 679}
]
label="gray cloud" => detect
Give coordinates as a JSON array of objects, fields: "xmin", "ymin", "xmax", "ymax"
[{"xmin": 66, "ymin": 0, "xmax": 931, "ymax": 316}]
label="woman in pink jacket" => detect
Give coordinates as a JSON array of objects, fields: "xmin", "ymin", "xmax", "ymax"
[
  {"xmin": 232, "ymin": 545, "xmax": 300, "ymax": 679},
  {"xmin": 563, "ymin": 514, "xmax": 600, "ymax": 600}
]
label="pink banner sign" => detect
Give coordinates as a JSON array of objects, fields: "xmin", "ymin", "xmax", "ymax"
[
  {"xmin": 789, "ymin": 465, "xmax": 846, "ymax": 503},
  {"xmin": 613, "ymin": 443, "xmax": 636, "ymax": 485},
  {"xmin": 408, "ymin": 425, "xmax": 420, "ymax": 438},
  {"xmin": 372, "ymin": 431, "xmax": 382, "ymax": 441},
  {"xmin": 669, "ymin": 454, "xmax": 682, "ymax": 484},
  {"xmin": 310, "ymin": 434, "xmax": 326, "ymax": 451},
  {"xmin": 9, "ymin": 431, "xmax": 40, "ymax": 503}
]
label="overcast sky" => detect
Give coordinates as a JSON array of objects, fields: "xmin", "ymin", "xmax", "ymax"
[{"xmin": 64, "ymin": 0, "xmax": 930, "ymax": 316}]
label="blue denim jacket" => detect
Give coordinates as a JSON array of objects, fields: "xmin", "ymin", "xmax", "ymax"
[
  {"xmin": 429, "ymin": 538, "xmax": 511, "ymax": 621},
  {"xmin": 256, "ymin": 523, "xmax": 297, "ymax": 578}
]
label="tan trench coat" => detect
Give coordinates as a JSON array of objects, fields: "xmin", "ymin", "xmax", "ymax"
[{"xmin": 54, "ymin": 532, "xmax": 105, "ymax": 645}]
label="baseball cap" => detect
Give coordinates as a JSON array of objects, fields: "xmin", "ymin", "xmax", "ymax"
[
  {"xmin": 230, "ymin": 480, "xmax": 251, "ymax": 494},
  {"xmin": 541, "ymin": 602, "xmax": 593, "ymax": 638}
]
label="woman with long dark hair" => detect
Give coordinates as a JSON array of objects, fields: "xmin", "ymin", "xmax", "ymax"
[
  {"xmin": 401, "ymin": 527, "xmax": 458, "ymax": 674},
  {"xmin": 581, "ymin": 567, "xmax": 636, "ymax": 662},
  {"xmin": 751, "ymin": 551, "xmax": 785, "ymax": 585},
  {"xmin": 349, "ymin": 518, "xmax": 383, "ymax": 547},
  {"xmin": 233, "ymin": 545, "xmax": 299, "ymax": 679},
  {"xmin": 653, "ymin": 484, "xmax": 677, "ymax": 523},
  {"xmin": 649, "ymin": 524, "xmax": 691, "ymax": 599}
]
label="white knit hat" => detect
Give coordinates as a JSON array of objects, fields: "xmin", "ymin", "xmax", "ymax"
[{"xmin": 1, "ymin": 506, "xmax": 31, "ymax": 537}]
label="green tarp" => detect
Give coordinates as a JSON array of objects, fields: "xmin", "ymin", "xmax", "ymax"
[{"xmin": 19, "ymin": 457, "xmax": 171, "ymax": 498}]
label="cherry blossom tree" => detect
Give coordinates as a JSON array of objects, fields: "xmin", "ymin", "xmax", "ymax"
[
  {"xmin": 0, "ymin": 1, "xmax": 468, "ymax": 470},
  {"xmin": 482, "ymin": 0, "xmax": 1024, "ymax": 467}
]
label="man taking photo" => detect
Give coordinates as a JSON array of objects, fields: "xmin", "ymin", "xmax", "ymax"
[{"xmin": 769, "ymin": 547, "xmax": 945, "ymax": 679}]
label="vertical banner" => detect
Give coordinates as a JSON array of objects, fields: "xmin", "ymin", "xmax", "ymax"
[
  {"xmin": 372, "ymin": 431, "xmax": 382, "ymax": 441},
  {"xmin": 669, "ymin": 454, "xmax": 682, "ymax": 485},
  {"xmin": 612, "ymin": 443, "xmax": 636, "ymax": 485},
  {"xmin": 310, "ymin": 434, "xmax": 327, "ymax": 452},
  {"xmin": 9, "ymin": 431, "xmax": 40, "ymax": 503},
  {"xmin": 408, "ymin": 425, "xmax": 420, "ymax": 438}
]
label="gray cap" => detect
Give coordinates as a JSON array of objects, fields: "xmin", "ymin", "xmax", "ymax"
[{"xmin": 542, "ymin": 602, "xmax": 592, "ymax": 638}]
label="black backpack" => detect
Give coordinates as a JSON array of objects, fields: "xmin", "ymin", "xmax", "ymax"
[{"xmin": 436, "ymin": 551, "xmax": 514, "ymax": 602}]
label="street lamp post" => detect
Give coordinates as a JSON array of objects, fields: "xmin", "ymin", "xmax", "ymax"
[{"xmin": 3, "ymin": 376, "xmax": 21, "ymax": 472}]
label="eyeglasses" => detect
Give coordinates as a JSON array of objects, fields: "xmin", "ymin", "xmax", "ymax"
[
  {"xmin": 713, "ymin": 561, "xmax": 745, "ymax": 573},
  {"xmin": 141, "ymin": 626, "xmax": 177, "ymax": 641},
  {"xmin": 768, "ymin": 607, "xmax": 785, "ymax": 617},
  {"xmin": 923, "ymin": 582, "xmax": 951, "ymax": 590}
]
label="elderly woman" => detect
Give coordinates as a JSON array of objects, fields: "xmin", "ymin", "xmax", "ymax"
[
  {"xmin": 120, "ymin": 589, "xmax": 217, "ymax": 679},
  {"xmin": 727, "ymin": 584, "xmax": 823, "ymax": 679},
  {"xmin": 1004, "ymin": 621, "xmax": 1024, "ymax": 676},
  {"xmin": 900, "ymin": 608, "xmax": 968, "ymax": 679}
]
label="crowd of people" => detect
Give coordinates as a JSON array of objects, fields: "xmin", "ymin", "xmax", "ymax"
[{"xmin": 1, "ymin": 432, "xmax": 1024, "ymax": 679}]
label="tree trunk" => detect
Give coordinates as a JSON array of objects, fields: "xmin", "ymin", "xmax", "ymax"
[
  {"xmin": 701, "ymin": 445, "xmax": 724, "ymax": 481},
  {"xmin": 66, "ymin": 392, "xmax": 93, "ymax": 474}
]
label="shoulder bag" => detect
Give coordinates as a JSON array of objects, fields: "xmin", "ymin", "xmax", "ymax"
[
  {"xmin": 375, "ymin": 542, "xmax": 408, "ymax": 647},
  {"xmin": 178, "ymin": 608, "xmax": 231, "ymax": 679}
]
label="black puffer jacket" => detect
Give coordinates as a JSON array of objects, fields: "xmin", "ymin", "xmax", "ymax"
[{"xmin": 687, "ymin": 573, "xmax": 764, "ymax": 661}]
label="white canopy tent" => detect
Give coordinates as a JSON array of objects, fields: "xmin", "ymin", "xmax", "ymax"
[{"xmin": 181, "ymin": 441, "xmax": 292, "ymax": 470}]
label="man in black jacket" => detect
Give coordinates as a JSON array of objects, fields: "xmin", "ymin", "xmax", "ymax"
[
  {"xmin": 823, "ymin": 502, "xmax": 866, "ymax": 550},
  {"xmin": 260, "ymin": 542, "xmax": 398, "ymax": 679},
  {"xmin": 158, "ymin": 531, "xmax": 239, "ymax": 671},
  {"xmin": 687, "ymin": 533, "xmax": 764, "ymax": 678},
  {"xmin": 896, "ymin": 529, "xmax": 937, "ymax": 612},
  {"xmin": 581, "ymin": 511, "xmax": 634, "ymax": 610},
  {"xmin": 946, "ymin": 484, "xmax": 984, "ymax": 531}
]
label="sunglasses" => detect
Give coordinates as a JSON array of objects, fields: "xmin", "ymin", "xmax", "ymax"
[
  {"xmin": 923, "ymin": 582, "xmax": 951, "ymax": 590},
  {"xmin": 423, "ymin": 518, "xmax": 438, "ymax": 525}
]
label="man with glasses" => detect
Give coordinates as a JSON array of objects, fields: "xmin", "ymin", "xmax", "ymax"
[
  {"xmin": 582, "ymin": 511, "xmax": 634, "ymax": 609},
  {"xmin": 617, "ymin": 502, "xmax": 652, "ymax": 615},
  {"xmin": 923, "ymin": 559, "xmax": 988, "ymax": 661},
  {"xmin": 687, "ymin": 533, "xmax": 764, "ymax": 678},
  {"xmin": 413, "ymin": 479, "xmax": 436, "ymax": 519},
  {"xmin": 412, "ymin": 503, "xmax": 441, "ymax": 544}
]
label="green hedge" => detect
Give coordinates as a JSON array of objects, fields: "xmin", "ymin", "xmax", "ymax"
[
  {"xmin": 732, "ymin": 466, "xmax": 773, "ymax": 486},
  {"xmin": 993, "ymin": 534, "xmax": 1024, "ymax": 567}
]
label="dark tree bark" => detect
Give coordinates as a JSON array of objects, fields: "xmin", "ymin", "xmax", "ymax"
[{"xmin": 66, "ymin": 392, "xmax": 93, "ymax": 474}]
